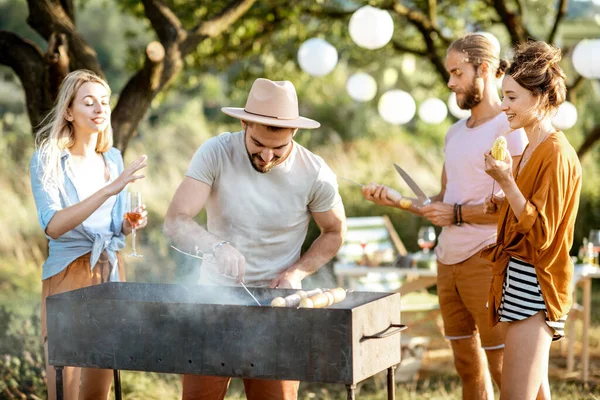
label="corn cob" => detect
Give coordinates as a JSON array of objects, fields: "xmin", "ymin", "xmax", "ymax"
[
  {"xmin": 399, "ymin": 198, "xmax": 413, "ymax": 209},
  {"xmin": 491, "ymin": 136, "xmax": 508, "ymax": 161}
]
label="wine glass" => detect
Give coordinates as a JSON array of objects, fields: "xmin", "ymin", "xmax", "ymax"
[
  {"xmin": 589, "ymin": 229, "xmax": 600, "ymax": 249},
  {"xmin": 125, "ymin": 192, "xmax": 143, "ymax": 257},
  {"xmin": 589, "ymin": 229, "xmax": 600, "ymax": 264},
  {"xmin": 417, "ymin": 226, "xmax": 436, "ymax": 254}
]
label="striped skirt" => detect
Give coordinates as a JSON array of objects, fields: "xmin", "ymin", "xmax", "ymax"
[{"xmin": 498, "ymin": 258, "xmax": 566, "ymax": 341}]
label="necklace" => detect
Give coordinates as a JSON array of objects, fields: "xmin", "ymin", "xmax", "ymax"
[{"xmin": 516, "ymin": 128, "xmax": 556, "ymax": 178}]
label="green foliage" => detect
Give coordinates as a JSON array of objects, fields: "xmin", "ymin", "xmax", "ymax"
[{"xmin": 0, "ymin": 307, "xmax": 46, "ymax": 400}]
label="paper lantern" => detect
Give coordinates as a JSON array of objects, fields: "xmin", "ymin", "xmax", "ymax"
[
  {"xmin": 447, "ymin": 92, "xmax": 471, "ymax": 119},
  {"xmin": 418, "ymin": 98, "xmax": 448, "ymax": 124},
  {"xmin": 572, "ymin": 39, "xmax": 600, "ymax": 79},
  {"xmin": 474, "ymin": 31, "xmax": 501, "ymax": 56},
  {"xmin": 552, "ymin": 101, "xmax": 578, "ymax": 130},
  {"xmin": 349, "ymin": 6, "xmax": 394, "ymax": 50},
  {"xmin": 378, "ymin": 90, "xmax": 416, "ymax": 125},
  {"xmin": 297, "ymin": 38, "xmax": 338, "ymax": 77},
  {"xmin": 346, "ymin": 73, "xmax": 378, "ymax": 102}
]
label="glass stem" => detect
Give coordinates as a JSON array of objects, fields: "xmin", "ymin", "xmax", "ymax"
[{"xmin": 132, "ymin": 228, "xmax": 137, "ymax": 254}]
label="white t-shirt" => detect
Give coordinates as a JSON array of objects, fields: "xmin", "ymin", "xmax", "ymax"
[
  {"xmin": 435, "ymin": 113, "xmax": 528, "ymax": 265},
  {"xmin": 186, "ymin": 130, "xmax": 342, "ymax": 287}
]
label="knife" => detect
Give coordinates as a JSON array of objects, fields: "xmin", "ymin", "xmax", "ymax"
[
  {"xmin": 338, "ymin": 176, "xmax": 366, "ymax": 187},
  {"xmin": 393, "ymin": 164, "xmax": 431, "ymax": 206}
]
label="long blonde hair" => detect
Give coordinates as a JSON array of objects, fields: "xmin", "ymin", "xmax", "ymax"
[{"xmin": 35, "ymin": 70, "xmax": 113, "ymax": 195}]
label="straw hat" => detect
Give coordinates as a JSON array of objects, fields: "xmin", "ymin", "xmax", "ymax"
[{"xmin": 221, "ymin": 78, "xmax": 320, "ymax": 129}]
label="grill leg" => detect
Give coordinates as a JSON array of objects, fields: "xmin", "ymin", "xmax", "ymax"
[
  {"xmin": 346, "ymin": 384, "xmax": 356, "ymax": 400},
  {"xmin": 55, "ymin": 366, "xmax": 64, "ymax": 400},
  {"xmin": 114, "ymin": 369, "xmax": 122, "ymax": 400},
  {"xmin": 387, "ymin": 365, "xmax": 397, "ymax": 400}
]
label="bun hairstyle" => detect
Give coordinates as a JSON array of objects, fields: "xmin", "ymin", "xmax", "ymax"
[
  {"xmin": 506, "ymin": 41, "xmax": 567, "ymax": 117},
  {"xmin": 448, "ymin": 33, "xmax": 510, "ymax": 79}
]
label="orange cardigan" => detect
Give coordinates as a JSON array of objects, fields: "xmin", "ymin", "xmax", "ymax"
[{"xmin": 482, "ymin": 131, "xmax": 582, "ymax": 326}]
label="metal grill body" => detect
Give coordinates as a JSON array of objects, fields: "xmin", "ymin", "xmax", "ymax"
[{"xmin": 47, "ymin": 282, "xmax": 403, "ymax": 399}]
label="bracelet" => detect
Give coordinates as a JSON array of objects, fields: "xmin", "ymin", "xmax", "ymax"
[
  {"xmin": 453, "ymin": 203, "xmax": 462, "ymax": 226},
  {"xmin": 212, "ymin": 240, "xmax": 230, "ymax": 255},
  {"xmin": 453, "ymin": 203, "xmax": 459, "ymax": 226}
]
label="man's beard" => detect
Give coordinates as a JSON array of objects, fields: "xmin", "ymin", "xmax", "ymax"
[
  {"xmin": 456, "ymin": 77, "xmax": 483, "ymax": 110},
  {"xmin": 247, "ymin": 151, "xmax": 281, "ymax": 173}
]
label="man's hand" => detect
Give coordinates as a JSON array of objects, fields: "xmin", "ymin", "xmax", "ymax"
[
  {"xmin": 362, "ymin": 182, "xmax": 402, "ymax": 207},
  {"xmin": 214, "ymin": 243, "xmax": 246, "ymax": 283},
  {"xmin": 420, "ymin": 202, "xmax": 454, "ymax": 227},
  {"xmin": 484, "ymin": 195, "xmax": 504, "ymax": 215},
  {"xmin": 269, "ymin": 269, "xmax": 303, "ymax": 289}
]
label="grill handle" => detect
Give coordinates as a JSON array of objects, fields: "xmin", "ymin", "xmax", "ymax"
[{"xmin": 360, "ymin": 323, "xmax": 407, "ymax": 342}]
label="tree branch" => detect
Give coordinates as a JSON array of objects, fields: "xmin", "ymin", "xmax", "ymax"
[
  {"xmin": 0, "ymin": 31, "xmax": 50, "ymax": 134},
  {"xmin": 491, "ymin": 0, "xmax": 534, "ymax": 44},
  {"xmin": 391, "ymin": 3, "xmax": 450, "ymax": 83},
  {"xmin": 516, "ymin": 0, "xmax": 526, "ymax": 21},
  {"xmin": 428, "ymin": 0, "xmax": 438, "ymax": 28},
  {"xmin": 547, "ymin": 0, "xmax": 568, "ymax": 45},
  {"xmin": 577, "ymin": 125, "xmax": 600, "ymax": 160},
  {"xmin": 111, "ymin": 42, "xmax": 165, "ymax": 152},
  {"xmin": 141, "ymin": 0, "xmax": 186, "ymax": 47},
  {"xmin": 389, "ymin": 2, "xmax": 452, "ymax": 46},
  {"xmin": 59, "ymin": 0, "xmax": 75, "ymax": 23},
  {"xmin": 45, "ymin": 32, "xmax": 70, "ymax": 100},
  {"xmin": 392, "ymin": 41, "xmax": 428, "ymax": 57},
  {"xmin": 25, "ymin": 0, "xmax": 104, "ymax": 75},
  {"xmin": 566, "ymin": 74, "xmax": 585, "ymax": 102},
  {"xmin": 181, "ymin": 0, "xmax": 257, "ymax": 54}
]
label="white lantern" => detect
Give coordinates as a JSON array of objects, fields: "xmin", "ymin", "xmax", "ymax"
[
  {"xmin": 447, "ymin": 92, "xmax": 471, "ymax": 119},
  {"xmin": 346, "ymin": 73, "xmax": 378, "ymax": 102},
  {"xmin": 474, "ymin": 31, "xmax": 501, "ymax": 56},
  {"xmin": 401, "ymin": 55, "xmax": 416, "ymax": 76},
  {"xmin": 297, "ymin": 38, "xmax": 338, "ymax": 77},
  {"xmin": 418, "ymin": 98, "xmax": 448, "ymax": 124},
  {"xmin": 378, "ymin": 90, "xmax": 416, "ymax": 125},
  {"xmin": 349, "ymin": 6, "xmax": 394, "ymax": 50},
  {"xmin": 552, "ymin": 101, "xmax": 578, "ymax": 130},
  {"xmin": 572, "ymin": 39, "xmax": 600, "ymax": 79}
]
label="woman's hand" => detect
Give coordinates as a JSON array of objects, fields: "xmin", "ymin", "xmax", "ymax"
[
  {"xmin": 484, "ymin": 151, "xmax": 513, "ymax": 187},
  {"xmin": 106, "ymin": 155, "xmax": 147, "ymax": 196},
  {"xmin": 483, "ymin": 195, "xmax": 504, "ymax": 215},
  {"xmin": 362, "ymin": 182, "xmax": 402, "ymax": 207},
  {"xmin": 122, "ymin": 204, "xmax": 148, "ymax": 235}
]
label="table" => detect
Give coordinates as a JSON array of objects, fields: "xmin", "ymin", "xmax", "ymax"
[{"xmin": 567, "ymin": 263, "xmax": 600, "ymax": 381}]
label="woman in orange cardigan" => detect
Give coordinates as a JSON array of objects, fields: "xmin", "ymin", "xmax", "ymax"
[{"xmin": 483, "ymin": 41, "xmax": 582, "ymax": 399}]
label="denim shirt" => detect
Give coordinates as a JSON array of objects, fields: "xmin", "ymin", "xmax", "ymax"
[{"xmin": 30, "ymin": 147, "xmax": 126, "ymax": 281}]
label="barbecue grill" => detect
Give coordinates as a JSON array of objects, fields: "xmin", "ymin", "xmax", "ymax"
[{"xmin": 46, "ymin": 282, "xmax": 405, "ymax": 399}]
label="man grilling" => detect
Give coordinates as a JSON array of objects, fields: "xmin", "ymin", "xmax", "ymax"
[{"xmin": 164, "ymin": 78, "xmax": 346, "ymax": 400}]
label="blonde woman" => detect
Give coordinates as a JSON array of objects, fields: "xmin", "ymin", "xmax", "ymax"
[{"xmin": 30, "ymin": 70, "xmax": 147, "ymax": 400}]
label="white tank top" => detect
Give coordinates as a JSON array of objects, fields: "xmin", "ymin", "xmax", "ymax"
[{"xmin": 71, "ymin": 168, "xmax": 117, "ymax": 236}]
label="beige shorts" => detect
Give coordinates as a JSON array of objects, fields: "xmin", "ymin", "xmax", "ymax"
[{"xmin": 437, "ymin": 251, "xmax": 507, "ymax": 349}]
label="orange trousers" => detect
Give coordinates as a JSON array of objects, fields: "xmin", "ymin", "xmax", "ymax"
[
  {"xmin": 182, "ymin": 375, "xmax": 299, "ymax": 400},
  {"xmin": 41, "ymin": 252, "xmax": 125, "ymax": 400}
]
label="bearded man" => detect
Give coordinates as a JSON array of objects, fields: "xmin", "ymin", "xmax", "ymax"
[
  {"xmin": 164, "ymin": 78, "xmax": 345, "ymax": 400},
  {"xmin": 362, "ymin": 34, "xmax": 527, "ymax": 399}
]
